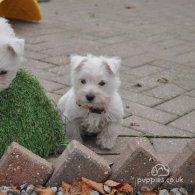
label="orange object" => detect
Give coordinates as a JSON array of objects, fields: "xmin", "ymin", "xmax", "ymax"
[{"xmin": 0, "ymin": 0, "xmax": 43, "ymax": 21}]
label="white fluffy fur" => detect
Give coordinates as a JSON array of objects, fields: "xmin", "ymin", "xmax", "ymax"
[
  {"xmin": 0, "ymin": 18, "xmax": 24, "ymax": 90},
  {"xmin": 58, "ymin": 54, "xmax": 124, "ymax": 149}
]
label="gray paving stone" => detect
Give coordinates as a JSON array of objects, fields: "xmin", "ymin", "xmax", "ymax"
[
  {"xmin": 120, "ymin": 127, "xmax": 144, "ymax": 137},
  {"xmin": 185, "ymin": 89, "xmax": 195, "ymax": 97},
  {"xmin": 122, "ymin": 55, "xmax": 155, "ymax": 68},
  {"xmin": 151, "ymin": 138, "xmax": 191, "ymax": 164},
  {"xmin": 173, "ymin": 78, "xmax": 195, "ymax": 90},
  {"xmin": 48, "ymin": 65, "xmax": 70, "ymax": 75},
  {"xmin": 99, "ymin": 42, "xmax": 147, "ymax": 58},
  {"xmin": 38, "ymin": 79, "xmax": 64, "ymax": 92},
  {"xmin": 129, "ymin": 64, "xmax": 164, "ymax": 77},
  {"xmin": 22, "ymin": 59, "xmax": 55, "ymax": 70},
  {"xmin": 24, "ymin": 50, "xmax": 51, "ymax": 60},
  {"xmin": 150, "ymin": 59, "xmax": 182, "ymax": 69},
  {"xmin": 47, "ymin": 140, "xmax": 111, "ymax": 186},
  {"xmin": 126, "ymin": 68, "xmax": 183, "ymax": 93},
  {"xmin": 156, "ymin": 96, "xmax": 195, "ymax": 116},
  {"xmin": 168, "ymin": 51, "xmax": 195, "ymax": 64},
  {"xmin": 41, "ymin": 56, "xmax": 70, "ymax": 66},
  {"xmin": 40, "ymin": 39, "xmax": 103, "ymax": 57},
  {"xmin": 123, "ymin": 116, "xmax": 194, "ymax": 137},
  {"xmin": 23, "ymin": 66, "xmax": 68, "ymax": 86},
  {"xmin": 120, "ymin": 90, "xmax": 163, "ymax": 107},
  {"xmin": 144, "ymin": 83, "xmax": 186, "ymax": 100},
  {"xmin": 124, "ymin": 100, "xmax": 178, "ymax": 124},
  {"xmin": 169, "ymin": 111, "xmax": 195, "ymax": 134}
]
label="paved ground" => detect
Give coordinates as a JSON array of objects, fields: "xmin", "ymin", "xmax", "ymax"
[{"xmin": 11, "ymin": 0, "xmax": 195, "ymax": 164}]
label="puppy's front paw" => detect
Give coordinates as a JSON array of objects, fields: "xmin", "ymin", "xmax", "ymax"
[{"xmin": 96, "ymin": 136, "xmax": 115, "ymax": 150}]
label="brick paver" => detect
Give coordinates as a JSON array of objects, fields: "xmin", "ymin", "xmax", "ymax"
[{"xmin": 8, "ymin": 0, "xmax": 195, "ymax": 186}]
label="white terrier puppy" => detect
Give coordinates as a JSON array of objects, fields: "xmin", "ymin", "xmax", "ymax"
[
  {"xmin": 58, "ymin": 54, "xmax": 124, "ymax": 149},
  {"xmin": 0, "ymin": 18, "xmax": 24, "ymax": 91}
]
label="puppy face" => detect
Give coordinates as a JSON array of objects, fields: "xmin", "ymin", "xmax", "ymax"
[
  {"xmin": 71, "ymin": 54, "xmax": 121, "ymax": 108},
  {"xmin": 0, "ymin": 36, "xmax": 24, "ymax": 89}
]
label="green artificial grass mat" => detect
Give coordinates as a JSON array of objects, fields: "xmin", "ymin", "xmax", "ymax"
[{"xmin": 0, "ymin": 69, "xmax": 67, "ymax": 158}]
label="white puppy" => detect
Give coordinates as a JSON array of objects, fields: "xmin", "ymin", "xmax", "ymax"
[
  {"xmin": 58, "ymin": 54, "xmax": 124, "ymax": 149},
  {"xmin": 0, "ymin": 18, "xmax": 24, "ymax": 91}
]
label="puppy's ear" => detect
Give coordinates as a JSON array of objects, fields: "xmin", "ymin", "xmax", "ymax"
[
  {"xmin": 8, "ymin": 38, "xmax": 24, "ymax": 56},
  {"xmin": 70, "ymin": 55, "xmax": 86, "ymax": 70},
  {"xmin": 103, "ymin": 57, "xmax": 121, "ymax": 74}
]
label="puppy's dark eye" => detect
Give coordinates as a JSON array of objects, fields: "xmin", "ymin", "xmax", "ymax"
[
  {"xmin": 0, "ymin": 70, "xmax": 8, "ymax": 75},
  {"xmin": 98, "ymin": 81, "xmax": 106, "ymax": 86},
  {"xmin": 81, "ymin": 79, "xmax": 86, "ymax": 84}
]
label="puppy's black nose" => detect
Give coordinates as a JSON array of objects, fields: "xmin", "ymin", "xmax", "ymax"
[{"xmin": 86, "ymin": 93, "xmax": 95, "ymax": 102}]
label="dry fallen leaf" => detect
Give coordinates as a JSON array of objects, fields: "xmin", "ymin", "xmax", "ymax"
[
  {"xmin": 82, "ymin": 177, "xmax": 105, "ymax": 194},
  {"xmin": 81, "ymin": 181, "xmax": 92, "ymax": 195},
  {"xmin": 125, "ymin": 6, "xmax": 133, "ymax": 9},
  {"xmin": 133, "ymin": 83, "xmax": 142, "ymax": 87},
  {"xmin": 116, "ymin": 183, "xmax": 134, "ymax": 193},
  {"xmin": 62, "ymin": 181, "xmax": 71, "ymax": 191},
  {"xmin": 70, "ymin": 181, "xmax": 82, "ymax": 194},
  {"xmin": 104, "ymin": 180, "xmax": 120, "ymax": 187},
  {"xmin": 130, "ymin": 122, "xmax": 139, "ymax": 127},
  {"xmin": 35, "ymin": 187, "xmax": 55, "ymax": 195},
  {"xmin": 157, "ymin": 77, "xmax": 169, "ymax": 83}
]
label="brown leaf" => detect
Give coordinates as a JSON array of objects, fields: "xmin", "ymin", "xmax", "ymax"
[
  {"xmin": 130, "ymin": 122, "xmax": 139, "ymax": 127},
  {"xmin": 133, "ymin": 83, "xmax": 142, "ymax": 87},
  {"xmin": 0, "ymin": 192, "xmax": 6, "ymax": 195},
  {"xmin": 35, "ymin": 187, "xmax": 55, "ymax": 195},
  {"xmin": 125, "ymin": 6, "xmax": 133, "ymax": 9},
  {"xmin": 81, "ymin": 182, "xmax": 92, "ymax": 195},
  {"xmin": 70, "ymin": 181, "xmax": 82, "ymax": 194},
  {"xmin": 116, "ymin": 183, "xmax": 134, "ymax": 193},
  {"xmin": 81, "ymin": 177, "xmax": 104, "ymax": 194},
  {"xmin": 104, "ymin": 180, "xmax": 120, "ymax": 187},
  {"xmin": 62, "ymin": 181, "xmax": 71, "ymax": 192},
  {"xmin": 157, "ymin": 77, "xmax": 169, "ymax": 83}
]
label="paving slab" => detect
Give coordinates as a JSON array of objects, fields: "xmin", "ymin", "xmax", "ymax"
[
  {"xmin": 169, "ymin": 111, "xmax": 195, "ymax": 134},
  {"xmin": 0, "ymin": 142, "xmax": 53, "ymax": 186},
  {"xmin": 123, "ymin": 116, "xmax": 194, "ymax": 137},
  {"xmin": 143, "ymin": 83, "xmax": 186, "ymax": 100},
  {"xmin": 150, "ymin": 138, "xmax": 191, "ymax": 164},
  {"xmin": 120, "ymin": 90, "xmax": 163, "ymax": 107},
  {"xmin": 156, "ymin": 96, "xmax": 195, "ymax": 116},
  {"xmin": 47, "ymin": 140, "xmax": 111, "ymax": 186},
  {"xmin": 110, "ymin": 137, "xmax": 167, "ymax": 189},
  {"xmin": 124, "ymin": 100, "xmax": 178, "ymax": 124}
]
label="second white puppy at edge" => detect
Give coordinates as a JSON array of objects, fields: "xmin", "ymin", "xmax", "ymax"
[
  {"xmin": 58, "ymin": 54, "xmax": 124, "ymax": 149},
  {"xmin": 0, "ymin": 18, "xmax": 24, "ymax": 90}
]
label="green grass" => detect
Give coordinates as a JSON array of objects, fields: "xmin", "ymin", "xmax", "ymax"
[{"xmin": 0, "ymin": 69, "xmax": 67, "ymax": 158}]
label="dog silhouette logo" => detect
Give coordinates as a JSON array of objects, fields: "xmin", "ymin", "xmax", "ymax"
[{"xmin": 151, "ymin": 163, "xmax": 170, "ymax": 177}]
